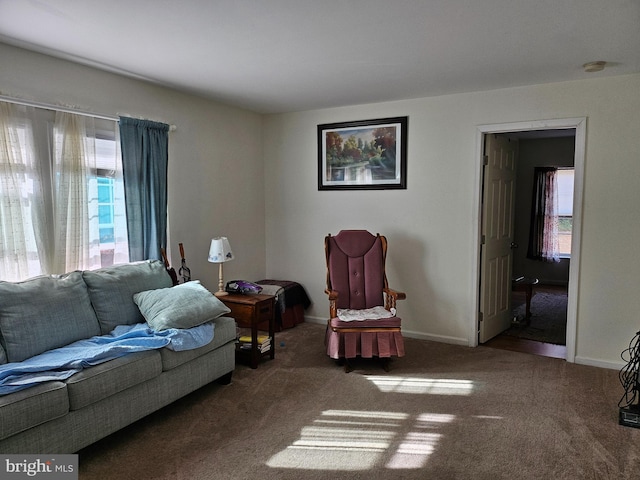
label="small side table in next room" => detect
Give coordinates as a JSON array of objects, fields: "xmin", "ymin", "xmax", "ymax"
[
  {"xmin": 512, "ymin": 276, "xmax": 539, "ymax": 325},
  {"xmin": 220, "ymin": 293, "xmax": 275, "ymax": 369}
]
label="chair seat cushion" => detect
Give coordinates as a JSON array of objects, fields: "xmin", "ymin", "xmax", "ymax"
[
  {"xmin": 329, "ymin": 316, "xmax": 402, "ymax": 329},
  {"xmin": 337, "ymin": 306, "xmax": 395, "ymax": 321}
]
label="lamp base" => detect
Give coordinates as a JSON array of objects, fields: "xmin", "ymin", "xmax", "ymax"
[{"xmin": 215, "ymin": 263, "xmax": 228, "ymax": 297}]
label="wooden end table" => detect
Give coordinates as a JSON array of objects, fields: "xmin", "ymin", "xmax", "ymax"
[
  {"xmin": 512, "ymin": 277, "xmax": 539, "ymax": 324},
  {"xmin": 219, "ymin": 293, "xmax": 275, "ymax": 369}
]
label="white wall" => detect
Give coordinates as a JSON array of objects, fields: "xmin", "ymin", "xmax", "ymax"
[
  {"xmin": 263, "ymin": 73, "xmax": 640, "ymax": 369},
  {"xmin": 3, "ymin": 41, "xmax": 640, "ymax": 369},
  {"xmin": 0, "ymin": 43, "xmax": 265, "ymax": 293}
]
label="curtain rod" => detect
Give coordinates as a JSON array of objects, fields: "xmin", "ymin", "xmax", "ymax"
[{"xmin": 0, "ymin": 94, "xmax": 177, "ymax": 131}]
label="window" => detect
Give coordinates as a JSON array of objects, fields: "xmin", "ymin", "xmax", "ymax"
[
  {"xmin": 556, "ymin": 168, "xmax": 574, "ymax": 257},
  {"xmin": 94, "ymin": 134, "xmax": 127, "ymax": 267},
  {"xmin": 97, "ymin": 175, "xmax": 117, "ymax": 264},
  {"xmin": 0, "ymin": 102, "xmax": 129, "ymax": 281}
]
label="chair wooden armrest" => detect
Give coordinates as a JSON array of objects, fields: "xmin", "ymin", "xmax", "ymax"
[
  {"xmin": 325, "ymin": 288, "xmax": 339, "ymax": 318},
  {"xmin": 384, "ymin": 287, "xmax": 406, "ymax": 310}
]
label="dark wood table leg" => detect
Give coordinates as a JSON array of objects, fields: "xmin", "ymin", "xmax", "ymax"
[
  {"xmin": 513, "ymin": 277, "xmax": 538, "ymax": 325},
  {"xmin": 525, "ymin": 284, "xmax": 533, "ymax": 325}
]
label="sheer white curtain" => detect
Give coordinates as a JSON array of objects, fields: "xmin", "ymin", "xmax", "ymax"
[
  {"xmin": 0, "ymin": 102, "xmax": 47, "ymax": 280},
  {"xmin": 52, "ymin": 112, "xmax": 129, "ymax": 272},
  {"xmin": 53, "ymin": 112, "xmax": 101, "ymax": 272},
  {"xmin": 0, "ymin": 102, "xmax": 128, "ymax": 281},
  {"xmin": 542, "ymin": 170, "xmax": 560, "ymax": 262},
  {"xmin": 527, "ymin": 167, "xmax": 560, "ymax": 263}
]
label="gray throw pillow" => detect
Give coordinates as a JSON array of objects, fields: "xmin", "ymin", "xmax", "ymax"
[
  {"xmin": 83, "ymin": 260, "xmax": 173, "ymax": 334},
  {"xmin": 133, "ymin": 280, "xmax": 231, "ymax": 331},
  {"xmin": 0, "ymin": 272, "xmax": 101, "ymax": 362}
]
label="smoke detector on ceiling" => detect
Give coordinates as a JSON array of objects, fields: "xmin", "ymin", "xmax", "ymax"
[{"xmin": 583, "ymin": 61, "xmax": 606, "ymax": 73}]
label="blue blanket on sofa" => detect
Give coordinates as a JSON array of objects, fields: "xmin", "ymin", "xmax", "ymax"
[{"xmin": 0, "ymin": 322, "xmax": 214, "ymax": 395}]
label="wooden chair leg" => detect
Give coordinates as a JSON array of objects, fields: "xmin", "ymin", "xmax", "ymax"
[
  {"xmin": 381, "ymin": 358, "xmax": 391, "ymax": 372},
  {"xmin": 336, "ymin": 357, "xmax": 354, "ymax": 373},
  {"xmin": 344, "ymin": 358, "xmax": 353, "ymax": 373}
]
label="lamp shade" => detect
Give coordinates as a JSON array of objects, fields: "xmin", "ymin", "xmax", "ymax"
[{"xmin": 208, "ymin": 237, "xmax": 234, "ymax": 263}]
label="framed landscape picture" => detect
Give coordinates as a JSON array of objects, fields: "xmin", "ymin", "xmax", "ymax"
[{"xmin": 318, "ymin": 116, "xmax": 408, "ymax": 190}]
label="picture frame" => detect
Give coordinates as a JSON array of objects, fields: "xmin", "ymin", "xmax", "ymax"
[{"xmin": 318, "ymin": 116, "xmax": 408, "ymax": 190}]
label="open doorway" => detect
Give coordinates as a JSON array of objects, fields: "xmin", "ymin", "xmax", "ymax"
[
  {"xmin": 499, "ymin": 134, "xmax": 574, "ymax": 357},
  {"xmin": 473, "ymin": 118, "xmax": 586, "ymax": 363}
]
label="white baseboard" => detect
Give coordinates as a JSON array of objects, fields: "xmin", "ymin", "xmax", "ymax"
[
  {"xmin": 304, "ymin": 316, "xmax": 326, "ymax": 326},
  {"xmin": 400, "ymin": 329, "xmax": 469, "ymax": 346},
  {"xmin": 574, "ymin": 356, "xmax": 624, "ymax": 371},
  {"xmin": 304, "ymin": 316, "xmax": 468, "ymax": 346},
  {"xmin": 306, "ymin": 316, "xmax": 624, "ymax": 370}
]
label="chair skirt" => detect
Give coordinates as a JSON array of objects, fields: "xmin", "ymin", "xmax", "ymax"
[{"xmin": 325, "ymin": 318, "xmax": 405, "ymax": 360}]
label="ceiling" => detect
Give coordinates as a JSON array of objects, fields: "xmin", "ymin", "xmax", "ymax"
[{"xmin": 1, "ymin": 0, "xmax": 639, "ymax": 114}]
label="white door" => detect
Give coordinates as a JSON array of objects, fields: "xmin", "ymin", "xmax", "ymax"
[{"xmin": 479, "ymin": 134, "xmax": 518, "ymax": 343}]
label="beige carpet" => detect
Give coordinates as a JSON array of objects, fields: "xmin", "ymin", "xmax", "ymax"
[{"xmin": 78, "ymin": 322, "xmax": 640, "ymax": 480}]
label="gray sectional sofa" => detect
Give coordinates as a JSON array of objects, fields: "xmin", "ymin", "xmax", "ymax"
[{"xmin": 0, "ymin": 260, "xmax": 236, "ymax": 454}]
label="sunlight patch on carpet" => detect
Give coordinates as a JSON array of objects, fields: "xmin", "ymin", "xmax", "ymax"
[
  {"xmin": 386, "ymin": 432, "xmax": 442, "ymax": 469},
  {"xmin": 366, "ymin": 376, "xmax": 475, "ymax": 395},
  {"xmin": 387, "ymin": 413, "xmax": 455, "ymax": 469},
  {"xmin": 266, "ymin": 410, "xmax": 455, "ymax": 471}
]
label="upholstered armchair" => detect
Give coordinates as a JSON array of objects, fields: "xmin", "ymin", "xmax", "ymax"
[{"xmin": 324, "ymin": 230, "xmax": 406, "ymax": 371}]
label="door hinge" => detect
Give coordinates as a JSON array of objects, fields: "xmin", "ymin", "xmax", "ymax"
[
  {"xmin": 479, "ymin": 312, "xmax": 484, "ymax": 322},
  {"xmin": 483, "ymin": 155, "xmax": 489, "ymax": 166},
  {"xmin": 481, "ymin": 235, "xmax": 486, "ymax": 245}
]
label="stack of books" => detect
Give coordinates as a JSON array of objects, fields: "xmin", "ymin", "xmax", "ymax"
[{"xmin": 237, "ymin": 335, "xmax": 271, "ymax": 353}]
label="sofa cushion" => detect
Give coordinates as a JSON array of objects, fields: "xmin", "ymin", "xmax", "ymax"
[
  {"xmin": 0, "ymin": 381, "xmax": 69, "ymax": 441},
  {"xmin": 160, "ymin": 315, "xmax": 236, "ymax": 371},
  {"xmin": 133, "ymin": 280, "xmax": 231, "ymax": 331},
  {"xmin": 0, "ymin": 272, "xmax": 101, "ymax": 363},
  {"xmin": 65, "ymin": 350, "xmax": 162, "ymax": 411},
  {"xmin": 83, "ymin": 260, "xmax": 173, "ymax": 334}
]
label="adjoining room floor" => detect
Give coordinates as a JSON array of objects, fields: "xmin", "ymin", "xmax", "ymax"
[
  {"xmin": 484, "ymin": 334, "xmax": 566, "ymax": 359},
  {"xmin": 483, "ymin": 284, "xmax": 568, "ymax": 360}
]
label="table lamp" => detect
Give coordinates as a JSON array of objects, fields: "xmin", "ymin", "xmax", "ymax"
[{"xmin": 208, "ymin": 237, "xmax": 234, "ymax": 297}]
